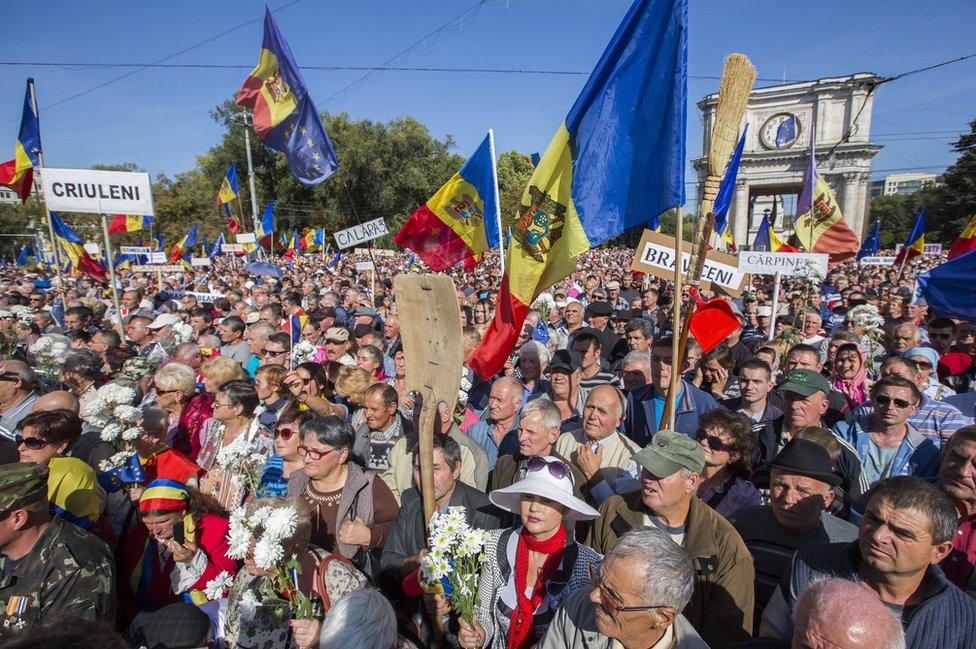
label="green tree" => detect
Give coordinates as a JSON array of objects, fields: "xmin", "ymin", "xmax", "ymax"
[
  {"xmin": 496, "ymin": 150, "xmax": 534, "ymax": 234},
  {"xmin": 864, "ymin": 193, "xmax": 924, "ymax": 248}
]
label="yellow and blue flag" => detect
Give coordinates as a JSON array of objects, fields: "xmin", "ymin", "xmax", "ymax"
[
  {"xmin": 236, "ymin": 9, "xmax": 339, "ymax": 185},
  {"xmin": 469, "ymin": 0, "xmax": 687, "ymax": 380},
  {"xmin": 394, "ymin": 130, "xmax": 502, "ymax": 273},
  {"xmin": 217, "ymin": 164, "xmax": 240, "ymax": 216},
  {"xmin": 108, "ymin": 214, "xmax": 152, "ymax": 234},
  {"xmin": 894, "ymin": 207, "xmax": 925, "ymax": 265},
  {"xmin": 0, "ymin": 79, "xmax": 41, "ymax": 203},
  {"xmin": 51, "ymin": 212, "xmax": 107, "ymax": 282},
  {"xmin": 858, "ymin": 221, "xmax": 880, "ymax": 260},
  {"xmin": 712, "ymin": 125, "xmax": 747, "ymax": 250},
  {"xmin": 169, "ymin": 225, "xmax": 198, "ymax": 263}
]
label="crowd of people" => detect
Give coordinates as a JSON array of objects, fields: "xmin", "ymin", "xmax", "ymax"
[{"xmin": 0, "ymin": 244, "xmax": 974, "ymax": 649}]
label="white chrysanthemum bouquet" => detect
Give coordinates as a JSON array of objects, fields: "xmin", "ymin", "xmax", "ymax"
[
  {"xmin": 214, "ymin": 419, "xmax": 265, "ymax": 494},
  {"xmin": 419, "ymin": 506, "xmax": 487, "ymax": 624},
  {"xmin": 291, "ymin": 340, "xmax": 316, "ymax": 365},
  {"xmin": 81, "ymin": 384, "xmax": 145, "ymax": 481},
  {"xmin": 225, "ymin": 503, "xmax": 314, "ymax": 623},
  {"xmin": 28, "ymin": 335, "xmax": 69, "ymax": 387}
]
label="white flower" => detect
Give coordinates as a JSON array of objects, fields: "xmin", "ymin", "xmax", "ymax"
[
  {"xmin": 97, "ymin": 451, "xmax": 135, "ymax": 472},
  {"xmin": 121, "ymin": 427, "xmax": 142, "ymax": 442},
  {"xmin": 171, "ymin": 322, "xmax": 193, "ymax": 345},
  {"xmin": 204, "ymin": 570, "xmax": 234, "ymax": 600},
  {"xmin": 113, "ymin": 405, "xmax": 142, "ymax": 423},
  {"xmin": 226, "ymin": 507, "xmax": 254, "ymax": 560},
  {"xmin": 253, "ymin": 536, "xmax": 284, "ymax": 570},
  {"xmin": 249, "ymin": 505, "xmax": 275, "ymax": 530},
  {"xmin": 239, "ymin": 589, "xmax": 259, "ymax": 621},
  {"xmin": 100, "ymin": 422, "xmax": 123, "ymax": 442},
  {"xmin": 430, "ymin": 531, "xmax": 452, "ymax": 554},
  {"xmin": 263, "ymin": 506, "xmax": 298, "ymax": 543},
  {"xmin": 291, "ymin": 340, "xmax": 316, "ymax": 365}
]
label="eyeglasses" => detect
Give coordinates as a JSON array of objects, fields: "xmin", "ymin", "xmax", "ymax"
[
  {"xmin": 526, "ymin": 456, "xmax": 569, "ymax": 480},
  {"xmin": 275, "ymin": 428, "xmax": 296, "ymax": 441},
  {"xmin": 263, "ymin": 348, "xmax": 287, "ymax": 357},
  {"xmin": 298, "ymin": 445, "xmax": 337, "ymax": 461},
  {"xmin": 700, "ymin": 434, "xmax": 732, "ymax": 452},
  {"xmin": 588, "ymin": 562, "xmax": 669, "ymax": 616},
  {"xmin": 15, "ymin": 435, "xmax": 52, "ymax": 450},
  {"xmin": 875, "ymin": 394, "xmax": 912, "ymax": 409}
]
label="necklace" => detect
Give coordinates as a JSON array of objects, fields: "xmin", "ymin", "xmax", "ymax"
[{"xmin": 303, "ymin": 483, "xmax": 342, "ymax": 507}]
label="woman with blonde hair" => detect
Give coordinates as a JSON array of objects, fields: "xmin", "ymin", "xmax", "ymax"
[
  {"xmin": 333, "ymin": 365, "xmax": 374, "ymax": 428},
  {"xmin": 154, "ymin": 362, "xmax": 213, "ymax": 459},
  {"xmin": 200, "ymin": 356, "xmax": 245, "ymax": 394},
  {"xmin": 224, "ymin": 497, "xmax": 367, "ymax": 649}
]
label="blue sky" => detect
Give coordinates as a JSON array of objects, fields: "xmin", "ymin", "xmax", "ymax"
[{"xmin": 3, "ymin": 0, "xmax": 975, "ymax": 210}]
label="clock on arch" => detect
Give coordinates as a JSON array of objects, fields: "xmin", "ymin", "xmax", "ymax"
[{"xmin": 760, "ymin": 113, "xmax": 800, "ymax": 150}]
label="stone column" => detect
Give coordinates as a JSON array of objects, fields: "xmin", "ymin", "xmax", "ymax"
[
  {"xmin": 840, "ymin": 172, "xmax": 859, "ymax": 235},
  {"xmin": 732, "ymin": 180, "xmax": 749, "ymax": 247}
]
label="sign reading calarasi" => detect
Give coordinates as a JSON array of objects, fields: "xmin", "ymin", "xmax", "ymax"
[
  {"xmin": 334, "ymin": 218, "xmax": 388, "ymax": 249},
  {"xmin": 631, "ymin": 230, "xmax": 746, "ymax": 296},
  {"xmin": 40, "ymin": 168, "xmax": 155, "ymax": 215}
]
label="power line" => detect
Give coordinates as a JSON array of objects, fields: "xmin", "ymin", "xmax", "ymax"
[
  {"xmin": 0, "ymin": 0, "xmax": 306, "ymax": 127},
  {"xmin": 0, "ymin": 60, "xmax": 805, "ymax": 84}
]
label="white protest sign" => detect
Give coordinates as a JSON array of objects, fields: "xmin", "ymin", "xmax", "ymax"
[
  {"xmin": 83, "ymin": 243, "xmax": 101, "ymax": 257},
  {"xmin": 120, "ymin": 246, "xmax": 152, "ymax": 255},
  {"xmin": 859, "ymin": 256, "xmax": 896, "ymax": 265},
  {"xmin": 738, "ymin": 251, "xmax": 828, "ymax": 277},
  {"xmin": 356, "ymin": 247, "xmax": 394, "ymax": 256},
  {"xmin": 40, "ymin": 167, "xmax": 154, "ymax": 215},
  {"xmin": 149, "ymin": 252, "xmax": 167, "ymax": 263},
  {"xmin": 131, "ymin": 264, "xmax": 185, "ymax": 273},
  {"xmin": 894, "ymin": 243, "xmax": 943, "ymax": 255},
  {"xmin": 191, "ymin": 257, "xmax": 211, "ymax": 267},
  {"xmin": 631, "ymin": 230, "xmax": 745, "ymax": 296},
  {"xmin": 236, "ymin": 232, "xmax": 256, "ymax": 244},
  {"xmin": 221, "ymin": 244, "xmax": 245, "ymax": 253},
  {"xmin": 355, "ymin": 261, "xmax": 375, "ymax": 271},
  {"xmin": 334, "ymin": 218, "xmax": 388, "ymax": 249},
  {"xmin": 185, "ymin": 291, "xmax": 225, "ymax": 302}
]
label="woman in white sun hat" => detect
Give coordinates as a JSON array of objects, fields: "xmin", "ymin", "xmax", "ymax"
[{"xmin": 458, "ymin": 456, "xmax": 601, "ymax": 649}]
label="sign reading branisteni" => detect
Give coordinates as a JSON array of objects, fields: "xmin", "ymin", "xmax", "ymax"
[
  {"xmin": 630, "ymin": 230, "xmax": 745, "ymax": 296},
  {"xmin": 40, "ymin": 168, "xmax": 155, "ymax": 215},
  {"xmin": 334, "ymin": 218, "xmax": 388, "ymax": 249}
]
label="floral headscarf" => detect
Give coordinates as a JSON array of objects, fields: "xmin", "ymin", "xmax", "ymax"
[{"xmin": 832, "ymin": 342, "xmax": 868, "ymax": 410}]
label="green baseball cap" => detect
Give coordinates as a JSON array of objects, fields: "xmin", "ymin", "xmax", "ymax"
[
  {"xmin": 633, "ymin": 430, "xmax": 705, "ymax": 477},
  {"xmin": 780, "ymin": 369, "xmax": 831, "ymax": 398},
  {"xmin": 0, "ymin": 463, "xmax": 48, "ymax": 515}
]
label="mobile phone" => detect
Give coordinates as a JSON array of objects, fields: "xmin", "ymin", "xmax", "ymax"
[{"xmin": 172, "ymin": 520, "xmax": 185, "ymax": 545}]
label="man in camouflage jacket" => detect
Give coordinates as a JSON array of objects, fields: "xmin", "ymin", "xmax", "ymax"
[{"xmin": 0, "ymin": 463, "xmax": 115, "ymax": 632}]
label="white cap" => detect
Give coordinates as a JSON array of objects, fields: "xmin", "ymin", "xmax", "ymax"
[{"xmin": 147, "ymin": 313, "xmax": 181, "ymax": 329}]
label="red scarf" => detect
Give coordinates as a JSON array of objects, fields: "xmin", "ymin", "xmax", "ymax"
[{"xmin": 508, "ymin": 525, "xmax": 567, "ymax": 649}]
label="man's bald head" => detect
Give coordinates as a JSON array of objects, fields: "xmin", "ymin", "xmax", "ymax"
[
  {"xmin": 31, "ymin": 390, "xmax": 80, "ymax": 414},
  {"xmin": 793, "ymin": 578, "xmax": 905, "ymax": 649},
  {"xmin": 140, "ymin": 407, "xmax": 169, "ymax": 438}
]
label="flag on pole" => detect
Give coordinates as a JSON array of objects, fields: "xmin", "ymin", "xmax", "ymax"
[
  {"xmin": 236, "ymin": 9, "xmax": 339, "ymax": 185},
  {"xmin": 647, "ymin": 214, "xmax": 663, "ymax": 233},
  {"xmin": 468, "ymin": 0, "xmax": 687, "ymax": 380},
  {"xmin": 917, "ymin": 251, "xmax": 976, "ymax": 321},
  {"xmin": 50, "ymin": 212, "xmax": 107, "ymax": 282},
  {"xmin": 327, "ymin": 251, "xmax": 341, "ymax": 268},
  {"xmin": 775, "ymin": 115, "xmax": 796, "ymax": 148},
  {"xmin": 314, "ymin": 228, "xmax": 326, "ymax": 248},
  {"xmin": 793, "ymin": 133, "xmax": 860, "ymax": 261},
  {"xmin": 894, "ymin": 207, "xmax": 925, "ymax": 266},
  {"xmin": 15, "ymin": 245, "xmax": 30, "ymax": 267},
  {"xmin": 752, "ymin": 214, "xmax": 799, "ymax": 252},
  {"xmin": 107, "ymin": 214, "xmax": 152, "ymax": 234},
  {"xmin": 394, "ymin": 131, "xmax": 502, "ymax": 272},
  {"xmin": 210, "ymin": 232, "xmax": 225, "ymax": 259},
  {"xmin": 858, "ymin": 221, "xmax": 880, "ymax": 260},
  {"xmin": 947, "ymin": 214, "xmax": 976, "ymax": 260},
  {"xmin": 256, "ymin": 202, "xmax": 274, "ymax": 250},
  {"xmin": 169, "ymin": 225, "xmax": 198, "ymax": 263},
  {"xmin": 0, "ymin": 80, "xmax": 41, "ymax": 203},
  {"xmin": 712, "ymin": 125, "xmax": 748, "ymax": 251},
  {"xmin": 217, "ymin": 164, "xmax": 240, "ymax": 216},
  {"xmin": 155, "ymin": 232, "xmax": 164, "ymax": 252}
]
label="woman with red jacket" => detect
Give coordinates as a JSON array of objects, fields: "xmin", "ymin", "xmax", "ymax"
[{"xmin": 120, "ymin": 480, "xmax": 238, "ymax": 633}]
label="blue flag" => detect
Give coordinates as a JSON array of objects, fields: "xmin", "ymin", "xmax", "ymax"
[
  {"xmin": 327, "ymin": 251, "xmax": 341, "ymax": 268},
  {"xmin": 918, "ymin": 252, "xmax": 976, "ymax": 321},
  {"xmin": 713, "ymin": 124, "xmax": 748, "ymax": 234},
  {"xmin": 752, "ymin": 215, "xmax": 772, "ymax": 252},
  {"xmin": 236, "ymin": 9, "xmax": 339, "ymax": 186},
  {"xmin": 775, "ymin": 115, "xmax": 796, "ymax": 148},
  {"xmin": 15, "ymin": 245, "xmax": 30, "ymax": 267},
  {"xmin": 532, "ymin": 319, "xmax": 550, "ymax": 344},
  {"xmin": 97, "ymin": 452, "xmax": 146, "ymax": 493},
  {"xmin": 858, "ymin": 221, "xmax": 880, "ymax": 260},
  {"xmin": 210, "ymin": 232, "xmax": 225, "ymax": 259}
]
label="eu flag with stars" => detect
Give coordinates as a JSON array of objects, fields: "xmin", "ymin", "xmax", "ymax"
[
  {"xmin": 775, "ymin": 115, "xmax": 796, "ymax": 148},
  {"xmin": 236, "ymin": 9, "xmax": 339, "ymax": 186}
]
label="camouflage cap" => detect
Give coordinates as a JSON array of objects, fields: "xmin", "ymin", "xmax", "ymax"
[
  {"xmin": 0, "ymin": 463, "xmax": 49, "ymax": 515},
  {"xmin": 119, "ymin": 356, "xmax": 157, "ymax": 381}
]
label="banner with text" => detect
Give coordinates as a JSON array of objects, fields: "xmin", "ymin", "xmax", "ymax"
[
  {"xmin": 631, "ymin": 230, "xmax": 745, "ymax": 296},
  {"xmin": 334, "ymin": 218, "xmax": 388, "ymax": 249},
  {"xmin": 40, "ymin": 167, "xmax": 155, "ymax": 215},
  {"xmin": 738, "ymin": 251, "xmax": 829, "ymax": 277}
]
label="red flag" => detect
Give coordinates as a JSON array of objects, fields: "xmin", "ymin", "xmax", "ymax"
[
  {"xmin": 0, "ymin": 162, "xmax": 32, "ymax": 203},
  {"xmin": 226, "ymin": 217, "xmax": 241, "ymax": 234}
]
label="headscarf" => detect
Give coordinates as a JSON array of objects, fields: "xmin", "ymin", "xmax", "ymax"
[
  {"xmin": 139, "ymin": 478, "xmax": 190, "ymax": 513},
  {"xmin": 832, "ymin": 342, "xmax": 868, "ymax": 410},
  {"xmin": 48, "ymin": 457, "xmax": 100, "ymax": 529}
]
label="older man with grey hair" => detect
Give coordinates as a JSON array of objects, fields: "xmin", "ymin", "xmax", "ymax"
[
  {"xmin": 620, "ymin": 349, "xmax": 651, "ymax": 392},
  {"xmin": 0, "ymin": 360, "xmax": 38, "ymax": 440},
  {"xmin": 539, "ymin": 526, "xmax": 707, "ymax": 649}
]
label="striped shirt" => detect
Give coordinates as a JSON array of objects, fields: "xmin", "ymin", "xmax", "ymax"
[{"xmin": 854, "ymin": 395, "xmax": 967, "ymax": 446}]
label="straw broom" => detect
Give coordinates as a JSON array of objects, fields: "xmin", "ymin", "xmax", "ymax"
[{"xmin": 662, "ymin": 53, "xmax": 756, "ymax": 430}]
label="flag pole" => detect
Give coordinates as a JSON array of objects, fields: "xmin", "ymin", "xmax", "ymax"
[
  {"xmin": 488, "ymin": 129, "xmax": 505, "ymax": 278},
  {"xmin": 768, "ymin": 273, "xmax": 781, "ymax": 341},
  {"xmin": 99, "ymin": 206, "xmax": 125, "ymax": 338},
  {"xmin": 149, "ymin": 218, "xmax": 162, "ymax": 294},
  {"xmin": 27, "ymin": 80, "xmax": 65, "ymax": 295},
  {"xmin": 667, "ymin": 207, "xmax": 683, "ymax": 430}
]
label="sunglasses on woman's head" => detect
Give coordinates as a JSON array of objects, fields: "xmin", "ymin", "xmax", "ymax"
[
  {"xmin": 526, "ymin": 456, "xmax": 568, "ymax": 480},
  {"xmin": 15, "ymin": 435, "xmax": 52, "ymax": 450}
]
